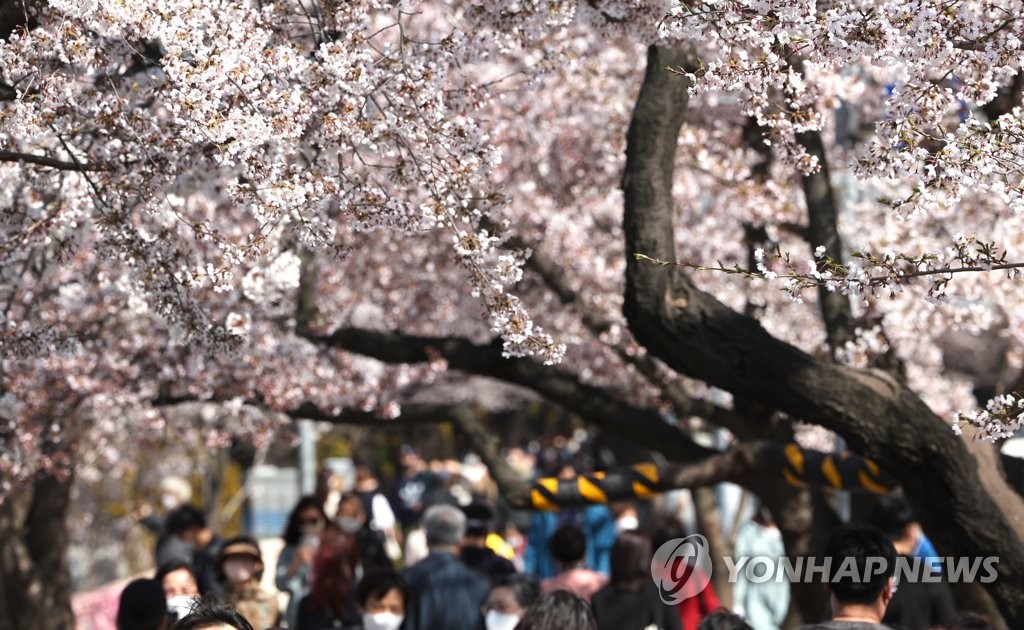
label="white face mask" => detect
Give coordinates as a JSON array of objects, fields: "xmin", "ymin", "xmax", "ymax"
[
  {"xmin": 617, "ymin": 514, "xmax": 639, "ymax": 531},
  {"xmin": 167, "ymin": 595, "xmax": 197, "ymax": 621},
  {"xmin": 223, "ymin": 558, "xmax": 256, "ymax": 584},
  {"xmin": 485, "ymin": 610, "xmax": 521, "ymax": 630},
  {"xmin": 337, "ymin": 517, "xmax": 363, "ymax": 533},
  {"xmin": 161, "ymin": 493, "xmax": 179, "ymax": 510},
  {"xmin": 362, "ymin": 611, "xmax": 404, "ymax": 630}
]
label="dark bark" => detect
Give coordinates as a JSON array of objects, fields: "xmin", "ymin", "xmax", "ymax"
[
  {"xmin": 0, "ymin": 0, "xmax": 39, "ymax": 41},
  {"xmin": 305, "ymin": 328, "xmax": 720, "ymax": 463},
  {"xmin": 0, "ymin": 469, "xmax": 75, "ymax": 630},
  {"xmin": 794, "ymin": 128, "xmax": 855, "ymax": 350},
  {"xmin": 0, "ymin": 492, "xmax": 35, "ymax": 630},
  {"xmin": 24, "ymin": 472, "xmax": 75, "ymax": 629},
  {"xmin": 0, "ymin": 150, "xmax": 109, "ymax": 172},
  {"xmin": 622, "ymin": 44, "xmax": 1024, "ymax": 625}
]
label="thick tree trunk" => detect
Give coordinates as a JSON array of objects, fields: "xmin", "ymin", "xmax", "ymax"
[
  {"xmin": 0, "ymin": 470, "xmax": 75, "ymax": 630},
  {"xmin": 622, "ymin": 44, "xmax": 1024, "ymax": 625},
  {"xmin": 25, "ymin": 472, "xmax": 75, "ymax": 629}
]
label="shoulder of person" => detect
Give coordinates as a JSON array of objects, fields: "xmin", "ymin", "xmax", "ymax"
[{"xmin": 590, "ymin": 584, "xmax": 613, "ymax": 603}]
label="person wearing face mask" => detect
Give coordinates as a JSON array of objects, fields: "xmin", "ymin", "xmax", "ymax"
[
  {"xmin": 216, "ymin": 536, "xmax": 280, "ymax": 630},
  {"xmin": 336, "ymin": 493, "xmax": 392, "ymax": 574},
  {"xmin": 138, "ymin": 477, "xmax": 193, "ymax": 560},
  {"xmin": 296, "ymin": 523, "xmax": 361, "ymax": 629},
  {"xmin": 353, "ymin": 571, "xmax": 409, "ymax": 630},
  {"xmin": 482, "ymin": 573, "xmax": 541, "ymax": 630},
  {"xmin": 612, "ymin": 502, "xmax": 640, "ymax": 533},
  {"xmin": 277, "ymin": 496, "xmax": 329, "ymax": 629},
  {"xmin": 156, "ymin": 560, "xmax": 201, "ymax": 623},
  {"xmin": 158, "ymin": 505, "xmax": 224, "ymax": 598}
]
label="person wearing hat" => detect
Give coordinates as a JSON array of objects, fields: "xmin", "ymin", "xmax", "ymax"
[
  {"xmin": 460, "ymin": 502, "xmax": 516, "ymax": 582},
  {"xmin": 216, "ymin": 535, "xmax": 280, "ymax": 630}
]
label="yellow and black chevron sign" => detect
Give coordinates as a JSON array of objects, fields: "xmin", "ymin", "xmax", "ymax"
[
  {"xmin": 526, "ymin": 446, "xmax": 892, "ymax": 510},
  {"xmin": 529, "ymin": 462, "xmax": 662, "ymax": 510},
  {"xmin": 781, "ymin": 444, "xmax": 890, "ymax": 494}
]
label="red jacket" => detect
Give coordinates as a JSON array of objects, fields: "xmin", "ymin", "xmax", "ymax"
[{"xmin": 656, "ymin": 559, "xmax": 720, "ymax": 630}]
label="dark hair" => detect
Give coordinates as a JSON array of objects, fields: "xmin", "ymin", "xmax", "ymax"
[
  {"xmin": 337, "ymin": 492, "xmax": 367, "ymax": 519},
  {"xmin": 869, "ymin": 494, "xmax": 915, "ymax": 540},
  {"xmin": 116, "ymin": 578, "xmax": 167, "ymax": 630},
  {"xmin": 306, "ymin": 524, "xmax": 360, "ymax": 619},
  {"xmin": 492, "ymin": 573, "xmax": 541, "ymax": 609},
  {"xmin": 463, "ymin": 502, "xmax": 494, "ymax": 537},
  {"xmin": 169, "ymin": 598, "xmax": 254, "ymax": 630},
  {"xmin": 549, "ymin": 524, "xmax": 587, "ymax": 565},
  {"xmin": 609, "ymin": 530, "xmax": 652, "ymax": 591},
  {"xmin": 698, "ymin": 609, "xmax": 755, "ymax": 630},
  {"xmin": 823, "ymin": 525, "xmax": 896, "ymax": 605},
  {"xmin": 282, "ymin": 495, "xmax": 328, "ymax": 546},
  {"xmin": 649, "ymin": 514, "xmax": 686, "ymax": 552},
  {"xmin": 354, "ymin": 571, "xmax": 409, "ymax": 608},
  {"xmin": 165, "ymin": 505, "xmax": 206, "ymax": 536},
  {"xmin": 155, "ymin": 560, "xmax": 197, "ymax": 587},
  {"xmin": 952, "ymin": 611, "xmax": 997, "ymax": 630},
  {"xmin": 516, "ymin": 590, "xmax": 597, "ymax": 630}
]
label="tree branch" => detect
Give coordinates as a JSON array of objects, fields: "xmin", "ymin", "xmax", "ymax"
[
  {"xmin": 794, "ymin": 126, "xmax": 855, "ymax": 350},
  {"xmin": 0, "ymin": 150, "xmax": 109, "ymax": 172},
  {"xmin": 623, "ymin": 44, "xmax": 1024, "ymax": 626},
  {"xmin": 304, "ymin": 327, "xmax": 718, "ymax": 463}
]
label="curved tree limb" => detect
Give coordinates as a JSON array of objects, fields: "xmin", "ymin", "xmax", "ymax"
[
  {"xmin": 303, "ymin": 327, "xmax": 720, "ymax": 463},
  {"xmin": 623, "ymin": 44, "xmax": 1024, "ymax": 625}
]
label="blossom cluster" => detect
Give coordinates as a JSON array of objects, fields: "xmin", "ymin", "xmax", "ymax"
[
  {"xmin": 3, "ymin": 0, "xmax": 1024, "ymax": 500},
  {"xmin": 954, "ymin": 393, "xmax": 1024, "ymax": 441},
  {"xmin": 0, "ymin": 0, "xmax": 559, "ymax": 361}
]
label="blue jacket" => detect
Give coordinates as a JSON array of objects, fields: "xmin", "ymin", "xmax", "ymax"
[{"xmin": 525, "ymin": 505, "xmax": 615, "ymax": 579}]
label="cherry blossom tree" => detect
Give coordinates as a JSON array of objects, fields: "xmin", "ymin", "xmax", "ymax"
[{"xmin": 2, "ymin": 0, "xmax": 1024, "ymax": 627}]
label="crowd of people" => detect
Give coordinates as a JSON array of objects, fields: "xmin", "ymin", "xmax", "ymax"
[{"xmin": 114, "ymin": 446, "xmax": 1003, "ymax": 630}]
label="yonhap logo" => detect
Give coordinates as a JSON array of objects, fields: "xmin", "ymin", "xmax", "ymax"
[{"xmin": 650, "ymin": 534, "xmax": 713, "ymax": 604}]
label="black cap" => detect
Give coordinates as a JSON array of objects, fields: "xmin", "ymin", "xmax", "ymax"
[{"xmin": 462, "ymin": 502, "xmax": 494, "ymax": 534}]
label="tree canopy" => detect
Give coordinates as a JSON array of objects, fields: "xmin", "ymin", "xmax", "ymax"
[{"xmin": 1, "ymin": 0, "xmax": 1024, "ymax": 627}]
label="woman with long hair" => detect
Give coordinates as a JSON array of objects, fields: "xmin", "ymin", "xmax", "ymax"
[
  {"xmin": 276, "ymin": 496, "xmax": 329, "ymax": 628},
  {"xmin": 591, "ymin": 531, "xmax": 682, "ymax": 630},
  {"xmin": 296, "ymin": 523, "xmax": 361, "ymax": 629}
]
